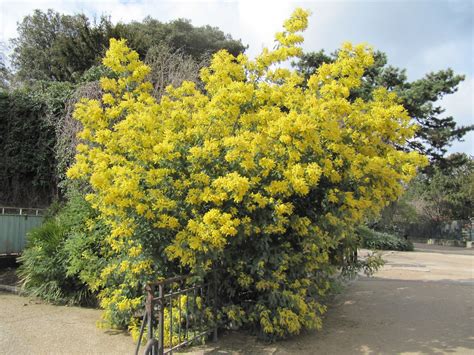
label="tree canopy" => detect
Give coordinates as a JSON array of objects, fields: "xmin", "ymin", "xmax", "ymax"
[
  {"xmin": 113, "ymin": 17, "xmax": 246, "ymax": 60},
  {"xmin": 11, "ymin": 10, "xmax": 113, "ymax": 82},
  {"xmin": 409, "ymin": 154, "xmax": 473, "ymax": 221},
  {"xmin": 10, "ymin": 9, "xmax": 246, "ymax": 83}
]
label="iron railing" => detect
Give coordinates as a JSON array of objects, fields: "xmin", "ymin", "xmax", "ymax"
[{"xmin": 135, "ymin": 274, "xmax": 218, "ymax": 355}]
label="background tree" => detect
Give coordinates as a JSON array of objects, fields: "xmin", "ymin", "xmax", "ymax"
[
  {"xmin": 11, "ymin": 10, "xmax": 114, "ymax": 82},
  {"xmin": 409, "ymin": 154, "xmax": 473, "ymax": 221},
  {"xmin": 373, "ymin": 153, "xmax": 473, "ymax": 239},
  {"xmin": 113, "ymin": 17, "xmax": 246, "ymax": 60},
  {"xmin": 11, "ymin": 9, "xmax": 246, "ymax": 84},
  {"xmin": 294, "ymin": 51, "xmax": 473, "ymax": 171}
]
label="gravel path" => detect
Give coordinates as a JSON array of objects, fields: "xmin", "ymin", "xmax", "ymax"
[{"xmin": 1, "ymin": 247, "xmax": 473, "ymax": 354}]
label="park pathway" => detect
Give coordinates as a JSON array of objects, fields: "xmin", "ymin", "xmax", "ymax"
[
  {"xmin": 189, "ymin": 245, "xmax": 474, "ymax": 354},
  {"xmin": 1, "ymin": 246, "xmax": 473, "ymax": 354}
]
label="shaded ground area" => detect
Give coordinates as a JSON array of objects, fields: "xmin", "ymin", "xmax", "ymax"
[
  {"xmin": 0, "ymin": 267, "xmax": 17, "ymax": 286},
  {"xmin": 0, "ymin": 257, "xmax": 19, "ymax": 286},
  {"xmin": 0, "ymin": 248, "xmax": 473, "ymax": 354}
]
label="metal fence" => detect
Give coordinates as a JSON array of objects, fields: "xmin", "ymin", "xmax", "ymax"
[
  {"xmin": 0, "ymin": 207, "xmax": 45, "ymax": 255},
  {"xmin": 405, "ymin": 218, "xmax": 474, "ymax": 241},
  {"xmin": 135, "ymin": 274, "xmax": 218, "ymax": 355}
]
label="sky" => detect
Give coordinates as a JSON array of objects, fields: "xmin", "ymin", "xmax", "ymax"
[{"xmin": 1, "ymin": 0, "xmax": 472, "ymax": 154}]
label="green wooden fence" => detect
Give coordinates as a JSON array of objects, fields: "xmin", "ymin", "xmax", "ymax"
[{"xmin": 0, "ymin": 207, "xmax": 44, "ymax": 255}]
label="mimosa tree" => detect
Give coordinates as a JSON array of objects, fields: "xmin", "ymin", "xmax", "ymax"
[{"xmin": 67, "ymin": 8, "xmax": 426, "ymax": 339}]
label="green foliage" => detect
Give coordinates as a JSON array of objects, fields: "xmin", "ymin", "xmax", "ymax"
[
  {"xmin": 340, "ymin": 251, "xmax": 385, "ymax": 279},
  {"xmin": 114, "ymin": 17, "xmax": 246, "ymax": 60},
  {"xmin": 0, "ymin": 89, "xmax": 55, "ymax": 206},
  {"xmin": 79, "ymin": 65, "xmax": 114, "ymax": 83},
  {"xmin": 0, "ymin": 48, "xmax": 9, "ymax": 90},
  {"xmin": 357, "ymin": 225, "xmax": 414, "ymax": 251},
  {"xmin": 294, "ymin": 50, "xmax": 472, "ymax": 171},
  {"xmin": 374, "ymin": 154, "xmax": 473, "ymax": 239},
  {"xmin": 16, "ymin": 218, "xmax": 86, "ymax": 304},
  {"xmin": 17, "ymin": 191, "xmax": 103, "ymax": 306},
  {"xmin": 62, "ymin": 191, "xmax": 108, "ymax": 294},
  {"xmin": 409, "ymin": 154, "xmax": 474, "ymax": 220},
  {"xmin": 373, "ymin": 193, "xmax": 421, "ymax": 237},
  {"xmin": 16, "ymin": 220, "xmax": 63, "ymax": 300},
  {"xmin": 0, "ymin": 80, "xmax": 77, "ymax": 206}
]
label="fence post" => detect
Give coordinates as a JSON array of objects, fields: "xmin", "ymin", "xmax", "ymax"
[
  {"xmin": 145, "ymin": 284, "xmax": 154, "ymax": 355},
  {"xmin": 158, "ymin": 284, "xmax": 164, "ymax": 355},
  {"xmin": 213, "ymin": 273, "xmax": 218, "ymax": 342}
]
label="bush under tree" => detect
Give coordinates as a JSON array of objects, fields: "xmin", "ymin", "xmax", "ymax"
[{"xmin": 17, "ymin": 191, "xmax": 104, "ymax": 306}]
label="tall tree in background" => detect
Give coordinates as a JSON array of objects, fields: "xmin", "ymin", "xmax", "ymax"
[
  {"xmin": 11, "ymin": 9, "xmax": 246, "ymax": 84},
  {"xmin": 11, "ymin": 10, "xmax": 113, "ymax": 82},
  {"xmin": 409, "ymin": 154, "xmax": 474, "ymax": 221},
  {"xmin": 113, "ymin": 17, "xmax": 246, "ymax": 60},
  {"xmin": 294, "ymin": 51, "xmax": 473, "ymax": 171}
]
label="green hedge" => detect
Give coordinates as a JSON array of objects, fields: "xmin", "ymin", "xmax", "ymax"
[{"xmin": 357, "ymin": 225, "xmax": 414, "ymax": 251}]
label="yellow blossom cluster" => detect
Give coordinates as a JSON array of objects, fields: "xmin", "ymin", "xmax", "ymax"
[{"xmin": 68, "ymin": 8, "xmax": 426, "ymax": 338}]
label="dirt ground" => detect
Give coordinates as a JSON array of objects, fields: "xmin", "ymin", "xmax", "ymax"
[
  {"xmin": 1, "ymin": 246, "xmax": 473, "ymax": 354},
  {"xmin": 0, "ymin": 292, "xmax": 136, "ymax": 354}
]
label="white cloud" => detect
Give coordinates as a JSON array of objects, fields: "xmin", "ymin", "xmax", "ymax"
[
  {"xmin": 448, "ymin": 132, "xmax": 473, "ymax": 156},
  {"xmin": 237, "ymin": 0, "xmax": 292, "ymax": 58},
  {"xmin": 0, "ymin": 1, "xmax": 84, "ymax": 42},
  {"xmin": 442, "ymin": 77, "xmax": 474, "ymax": 155}
]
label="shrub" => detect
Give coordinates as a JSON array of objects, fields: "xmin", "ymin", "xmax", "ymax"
[
  {"xmin": 17, "ymin": 192, "xmax": 102, "ymax": 306},
  {"xmin": 67, "ymin": 9, "xmax": 426, "ymax": 340},
  {"xmin": 357, "ymin": 225, "xmax": 414, "ymax": 251},
  {"xmin": 17, "ymin": 219, "xmax": 69, "ymax": 302}
]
